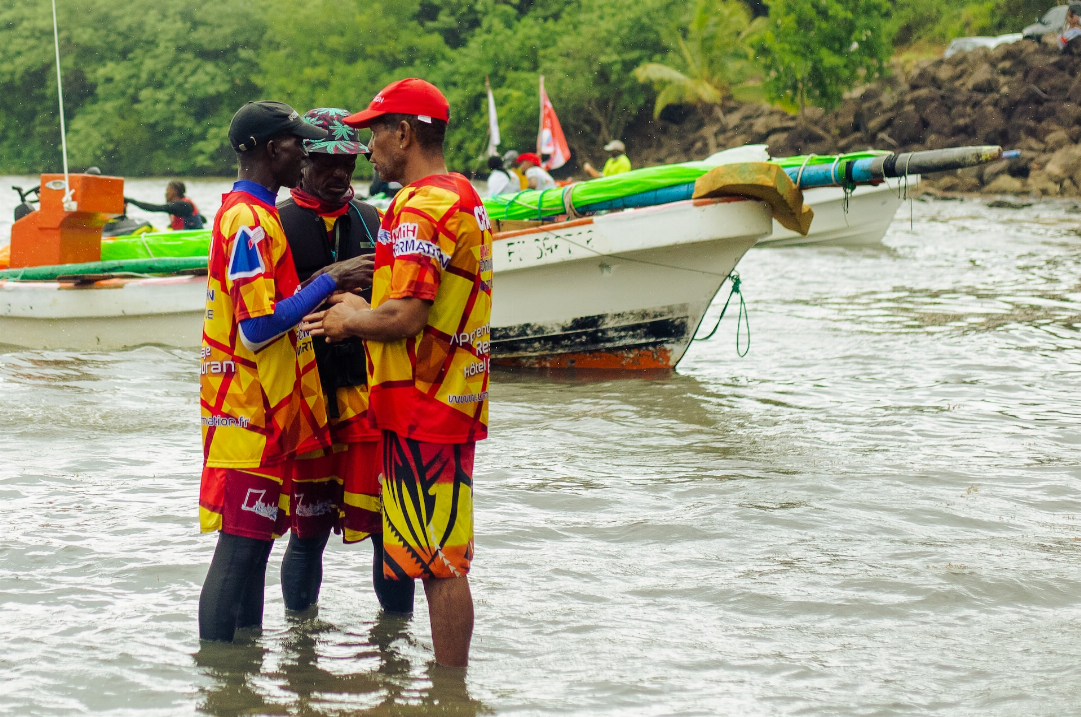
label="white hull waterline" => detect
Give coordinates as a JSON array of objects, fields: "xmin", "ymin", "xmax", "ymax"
[{"xmin": 0, "ymin": 197, "xmax": 773, "ymax": 368}]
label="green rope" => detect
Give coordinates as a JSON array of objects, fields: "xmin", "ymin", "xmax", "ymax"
[
  {"xmin": 492, "ymin": 190, "xmax": 534, "ymax": 220},
  {"xmin": 693, "ymin": 271, "xmax": 750, "ymax": 356}
]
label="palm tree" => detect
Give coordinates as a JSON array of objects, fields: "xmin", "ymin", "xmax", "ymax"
[{"xmin": 634, "ymin": 0, "xmax": 766, "ymax": 119}]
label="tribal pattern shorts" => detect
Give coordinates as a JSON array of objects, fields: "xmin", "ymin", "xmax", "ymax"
[{"xmin": 380, "ymin": 430, "xmax": 475, "ymax": 580}]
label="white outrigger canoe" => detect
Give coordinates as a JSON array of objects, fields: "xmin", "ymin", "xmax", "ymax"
[
  {"xmin": 0, "ymin": 196, "xmax": 772, "ymax": 368},
  {"xmin": 0, "ymin": 146, "xmax": 1008, "ymax": 366}
]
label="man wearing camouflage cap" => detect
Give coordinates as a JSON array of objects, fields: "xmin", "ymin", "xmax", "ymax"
[{"xmin": 277, "ymin": 108, "xmax": 414, "ymax": 616}]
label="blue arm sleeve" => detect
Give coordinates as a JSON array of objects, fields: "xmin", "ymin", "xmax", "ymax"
[{"xmin": 238, "ymin": 272, "xmax": 337, "ymax": 350}]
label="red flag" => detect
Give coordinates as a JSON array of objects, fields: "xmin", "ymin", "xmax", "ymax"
[{"xmin": 537, "ymin": 76, "xmax": 571, "ymax": 171}]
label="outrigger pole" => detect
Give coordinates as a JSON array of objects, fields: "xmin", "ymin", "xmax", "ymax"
[
  {"xmin": 50, "ymin": 0, "xmax": 74, "ymax": 211},
  {"xmin": 791, "ymin": 146, "xmax": 1023, "ymax": 189}
]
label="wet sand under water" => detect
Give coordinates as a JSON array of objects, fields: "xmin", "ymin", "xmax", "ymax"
[{"xmin": 2, "ymin": 192, "xmax": 1081, "ymax": 715}]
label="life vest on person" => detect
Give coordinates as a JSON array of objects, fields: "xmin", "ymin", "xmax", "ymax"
[
  {"xmin": 277, "ymin": 196, "xmax": 382, "ymax": 414},
  {"xmin": 170, "ymin": 197, "xmax": 204, "ymax": 230}
]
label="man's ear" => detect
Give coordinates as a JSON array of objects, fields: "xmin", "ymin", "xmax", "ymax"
[{"xmin": 397, "ymin": 120, "xmax": 412, "ymax": 149}]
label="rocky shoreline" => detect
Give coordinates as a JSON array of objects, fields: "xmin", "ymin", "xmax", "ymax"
[{"xmin": 626, "ymin": 40, "xmax": 1081, "ymax": 197}]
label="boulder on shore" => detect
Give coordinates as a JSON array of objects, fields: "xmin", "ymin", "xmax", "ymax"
[{"xmin": 624, "ymin": 40, "xmax": 1081, "ymax": 197}]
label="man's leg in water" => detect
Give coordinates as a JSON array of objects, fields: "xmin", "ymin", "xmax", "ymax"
[
  {"xmin": 236, "ymin": 538, "xmax": 273, "ymax": 628},
  {"xmin": 282, "ymin": 448, "xmax": 342, "ymax": 611},
  {"xmin": 371, "ymin": 532, "xmax": 415, "ymax": 613},
  {"xmin": 381, "ymin": 432, "xmax": 475, "ymax": 666},
  {"xmin": 280, "ymin": 529, "xmax": 331, "ymax": 611},
  {"xmin": 339, "ymin": 439, "xmax": 416, "ymax": 614},
  {"xmin": 198, "ymin": 463, "xmax": 291, "ymax": 642},
  {"xmin": 199, "ymin": 532, "xmax": 274, "ymax": 641},
  {"xmin": 422, "ymin": 576, "xmax": 473, "ymax": 667}
]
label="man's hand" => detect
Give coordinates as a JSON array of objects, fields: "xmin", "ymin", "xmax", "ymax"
[
  {"xmin": 582, "ymin": 162, "xmax": 601, "ymax": 179},
  {"xmin": 328, "ymin": 291, "xmax": 370, "ymax": 311},
  {"xmin": 301, "ymin": 292, "xmax": 369, "ymax": 342},
  {"xmin": 325, "ymin": 256, "xmax": 374, "ymax": 293}
]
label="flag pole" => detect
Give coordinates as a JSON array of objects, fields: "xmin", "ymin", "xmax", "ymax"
[
  {"xmin": 485, "ymin": 76, "xmax": 492, "ymax": 156},
  {"xmin": 537, "ymin": 75, "xmax": 545, "ymax": 156}
]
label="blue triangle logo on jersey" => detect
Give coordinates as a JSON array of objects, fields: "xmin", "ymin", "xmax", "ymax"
[{"xmin": 228, "ymin": 225, "xmax": 267, "ymax": 281}]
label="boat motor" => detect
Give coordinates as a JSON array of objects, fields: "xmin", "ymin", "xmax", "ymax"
[
  {"xmin": 8, "ymin": 173, "xmax": 124, "ymax": 268},
  {"xmin": 12, "ymin": 185, "xmax": 39, "ymax": 222}
]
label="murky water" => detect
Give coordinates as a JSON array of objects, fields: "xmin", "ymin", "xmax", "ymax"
[{"xmin": 3, "ymin": 182, "xmax": 1081, "ymax": 715}]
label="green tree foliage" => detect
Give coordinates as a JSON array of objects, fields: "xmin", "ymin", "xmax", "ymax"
[
  {"xmin": 893, "ymin": 0, "xmax": 1053, "ymax": 46},
  {"xmin": 13, "ymin": 0, "xmax": 999, "ymax": 176},
  {"xmin": 0, "ymin": 0, "xmax": 262, "ymax": 176},
  {"xmin": 754, "ymin": 0, "xmax": 894, "ymax": 112},
  {"xmin": 0, "ymin": 0, "xmax": 678, "ymax": 175},
  {"xmin": 634, "ymin": 0, "xmax": 765, "ymax": 119},
  {"xmin": 261, "ymin": 0, "xmax": 673, "ymax": 173}
]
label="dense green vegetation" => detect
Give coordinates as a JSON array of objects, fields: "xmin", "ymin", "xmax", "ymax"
[{"xmin": 0, "ymin": 0, "xmax": 1063, "ymax": 176}]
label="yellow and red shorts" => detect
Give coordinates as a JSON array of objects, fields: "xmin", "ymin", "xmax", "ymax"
[
  {"xmin": 199, "ymin": 440, "xmax": 382, "ymax": 542},
  {"xmin": 291, "ymin": 440, "xmax": 382, "ymax": 542},
  {"xmin": 381, "ymin": 430, "xmax": 475, "ymax": 581},
  {"xmin": 199, "ymin": 460, "xmax": 294, "ymax": 541}
]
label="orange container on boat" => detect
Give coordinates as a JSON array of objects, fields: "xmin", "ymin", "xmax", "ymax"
[{"xmin": 9, "ymin": 173, "xmax": 124, "ymax": 268}]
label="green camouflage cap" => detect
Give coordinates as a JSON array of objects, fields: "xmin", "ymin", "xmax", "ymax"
[{"xmin": 302, "ymin": 108, "xmax": 368, "ymax": 155}]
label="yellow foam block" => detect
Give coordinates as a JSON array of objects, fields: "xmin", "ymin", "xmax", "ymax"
[{"xmin": 692, "ymin": 162, "xmax": 814, "ymax": 236}]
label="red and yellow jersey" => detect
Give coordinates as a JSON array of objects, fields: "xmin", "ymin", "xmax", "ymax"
[
  {"xmin": 367, "ymin": 173, "xmax": 493, "ymax": 444},
  {"xmin": 201, "ymin": 181, "xmax": 329, "ymax": 468}
]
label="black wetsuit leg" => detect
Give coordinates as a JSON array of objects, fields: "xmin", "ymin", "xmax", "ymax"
[
  {"xmin": 371, "ymin": 532, "xmax": 415, "ymax": 613},
  {"xmin": 280, "ymin": 530, "xmax": 331, "ymax": 611},
  {"xmin": 198, "ymin": 532, "xmax": 274, "ymax": 641},
  {"xmin": 236, "ymin": 538, "xmax": 273, "ymax": 629}
]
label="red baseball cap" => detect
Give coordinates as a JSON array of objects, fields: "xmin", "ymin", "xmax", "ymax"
[
  {"xmin": 517, "ymin": 152, "xmax": 542, "ymax": 166},
  {"xmin": 344, "ymin": 78, "xmax": 450, "ymax": 129}
]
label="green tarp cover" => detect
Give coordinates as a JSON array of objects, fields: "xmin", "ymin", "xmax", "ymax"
[
  {"xmin": 483, "ymin": 150, "xmax": 887, "ymax": 221},
  {"xmin": 72, "ymin": 150, "xmax": 893, "ymax": 263},
  {"xmin": 0, "ymin": 256, "xmax": 208, "ymax": 281},
  {"xmin": 100, "ymin": 229, "xmax": 211, "ymax": 261}
]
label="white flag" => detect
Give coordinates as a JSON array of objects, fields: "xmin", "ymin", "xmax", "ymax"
[{"xmin": 486, "ymin": 77, "xmax": 501, "ymax": 156}]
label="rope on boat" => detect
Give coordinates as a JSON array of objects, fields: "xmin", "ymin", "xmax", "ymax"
[{"xmin": 693, "ymin": 271, "xmax": 750, "ymax": 356}]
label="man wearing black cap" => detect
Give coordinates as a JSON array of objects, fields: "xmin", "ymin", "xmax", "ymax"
[{"xmin": 197, "ymin": 100, "xmax": 372, "ymax": 642}]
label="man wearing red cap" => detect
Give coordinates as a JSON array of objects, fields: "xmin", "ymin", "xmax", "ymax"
[
  {"xmin": 303, "ymin": 78, "xmax": 493, "ymax": 668},
  {"xmin": 516, "ymin": 152, "xmax": 556, "ymax": 190}
]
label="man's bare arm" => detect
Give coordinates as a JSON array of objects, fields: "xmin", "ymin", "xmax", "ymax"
[{"xmin": 302, "ymin": 294, "xmax": 430, "ymax": 342}]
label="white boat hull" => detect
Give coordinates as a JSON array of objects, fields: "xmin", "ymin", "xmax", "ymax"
[
  {"xmin": 758, "ymin": 179, "xmax": 913, "ymax": 248},
  {"xmin": 0, "ymin": 276, "xmax": 205, "ymax": 350},
  {"xmin": 0, "ymin": 198, "xmax": 772, "ymax": 369},
  {"xmin": 490, "ymin": 197, "xmax": 770, "ymax": 369}
]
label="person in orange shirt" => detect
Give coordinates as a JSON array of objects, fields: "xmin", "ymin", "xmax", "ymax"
[
  {"xmin": 198, "ymin": 101, "xmax": 370, "ymax": 642},
  {"xmin": 303, "ymin": 79, "xmax": 492, "ymax": 667}
]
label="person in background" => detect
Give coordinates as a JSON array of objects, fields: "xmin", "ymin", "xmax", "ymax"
[
  {"xmin": 197, "ymin": 100, "xmax": 370, "ymax": 642},
  {"xmin": 302, "ymin": 78, "xmax": 493, "ymax": 668},
  {"xmin": 126, "ymin": 180, "xmax": 206, "ymax": 230},
  {"xmin": 276, "ymin": 107, "xmax": 414, "ymax": 615},
  {"xmin": 516, "ymin": 152, "xmax": 556, "ymax": 190},
  {"xmin": 502, "ymin": 150, "xmax": 527, "ymax": 190},
  {"xmin": 583, "ymin": 140, "xmax": 632, "ymax": 179},
  {"xmin": 1061, "ymin": 4, "xmax": 1081, "ymax": 49},
  {"xmin": 368, "ymin": 169, "xmax": 401, "ymax": 199},
  {"xmin": 486, "ymin": 155, "xmax": 517, "ymax": 197}
]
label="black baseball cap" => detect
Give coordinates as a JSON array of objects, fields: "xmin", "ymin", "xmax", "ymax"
[{"xmin": 228, "ymin": 101, "xmax": 328, "ymax": 152}]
